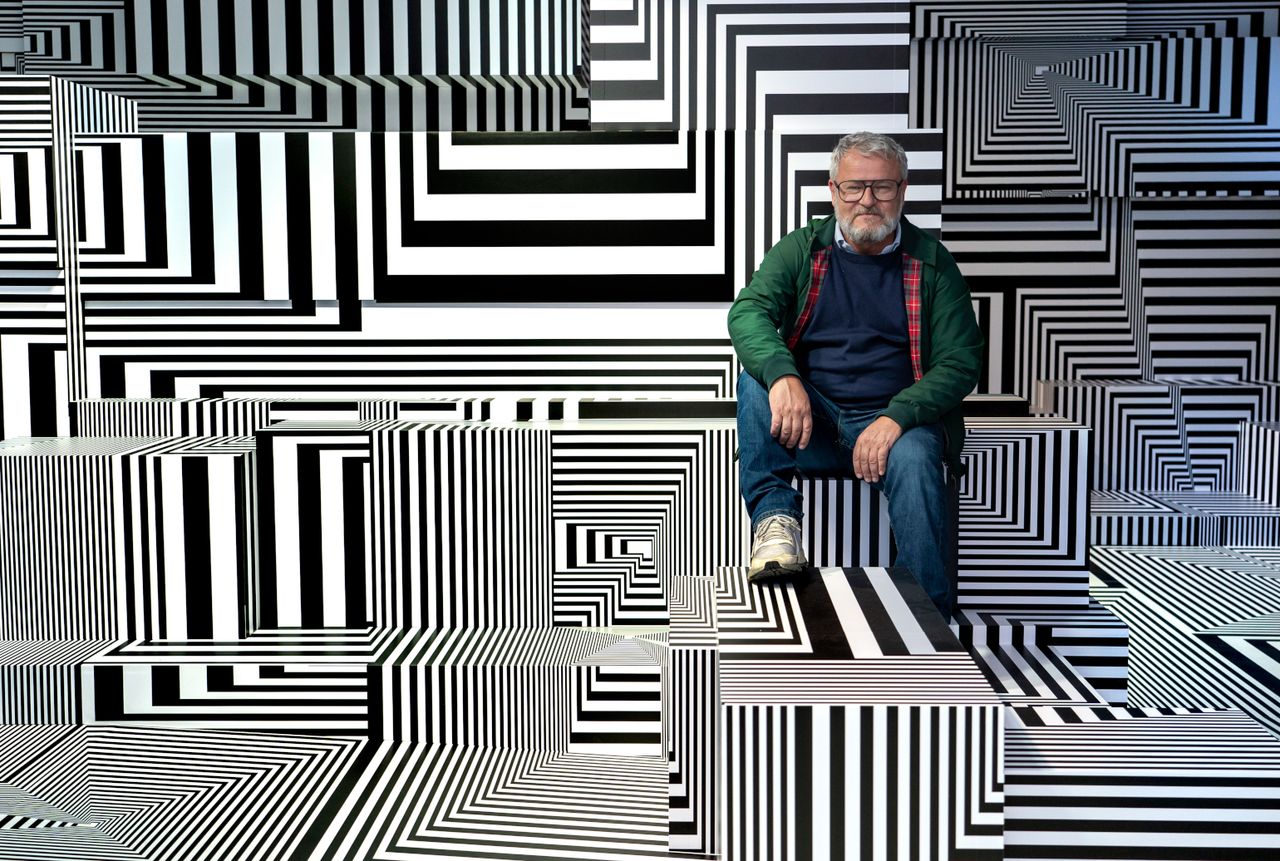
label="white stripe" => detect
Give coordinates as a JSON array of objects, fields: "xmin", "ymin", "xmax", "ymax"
[
  {"xmin": 320, "ymin": 448, "xmax": 350, "ymax": 626},
  {"xmin": 864, "ymin": 566, "xmax": 935, "ymax": 654},
  {"xmin": 273, "ymin": 439, "xmax": 301, "ymax": 626},
  {"xmin": 821, "ymin": 567, "xmax": 883, "ymax": 658},
  {"xmin": 207, "ymin": 457, "xmax": 240, "ymax": 639},
  {"xmin": 160, "ymin": 455, "xmax": 188, "ymax": 639}
]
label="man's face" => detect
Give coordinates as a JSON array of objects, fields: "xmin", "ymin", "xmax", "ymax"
[{"xmin": 828, "ymin": 152, "xmax": 907, "ymax": 248}]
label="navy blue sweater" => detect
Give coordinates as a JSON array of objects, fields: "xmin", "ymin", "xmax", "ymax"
[{"xmin": 794, "ymin": 245, "xmax": 914, "ymax": 411}]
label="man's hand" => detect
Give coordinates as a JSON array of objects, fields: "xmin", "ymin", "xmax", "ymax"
[
  {"xmin": 853, "ymin": 416, "xmax": 902, "ymax": 482},
  {"xmin": 768, "ymin": 376, "xmax": 812, "ymax": 449}
]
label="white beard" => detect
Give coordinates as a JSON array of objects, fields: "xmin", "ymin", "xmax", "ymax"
[{"xmin": 839, "ymin": 210, "xmax": 899, "ymax": 247}]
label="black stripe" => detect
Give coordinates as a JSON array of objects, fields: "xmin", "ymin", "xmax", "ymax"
[{"xmin": 181, "ymin": 456, "xmax": 213, "ymax": 638}]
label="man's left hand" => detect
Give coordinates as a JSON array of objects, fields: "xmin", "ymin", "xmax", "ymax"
[{"xmin": 853, "ymin": 416, "xmax": 903, "ymax": 483}]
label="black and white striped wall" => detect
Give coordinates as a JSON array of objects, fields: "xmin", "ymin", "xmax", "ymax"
[{"xmin": 2, "ymin": 2, "xmax": 1280, "ymax": 859}]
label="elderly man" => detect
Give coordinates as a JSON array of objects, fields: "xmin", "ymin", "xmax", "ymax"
[{"xmin": 728, "ymin": 131, "xmax": 983, "ymax": 617}]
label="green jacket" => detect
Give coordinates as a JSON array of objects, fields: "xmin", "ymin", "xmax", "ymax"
[{"xmin": 727, "ymin": 215, "xmax": 984, "ymax": 476}]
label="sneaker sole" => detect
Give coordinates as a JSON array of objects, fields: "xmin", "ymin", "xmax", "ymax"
[{"xmin": 747, "ymin": 559, "xmax": 808, "ymax": 584}]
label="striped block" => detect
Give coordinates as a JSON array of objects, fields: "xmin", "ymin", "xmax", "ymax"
[
  {"xmin": 670, "ymin": 645, "xmax": 718, "ymax": 854},
  {"xmin": 373, "ymin": 627, "xmax": 657, "ymax": 747},
  {"xmin": 1159, "ymin": 490, "xmax": 1280, "ymax": 546},
  {"xmin": 721, "ymin": 704, "xmax": 1004, "ymax": 860},
  {"xmin": 370, "ymin": 422, "xmax": 553, "ymax": 628},
  {"xmin": 1005, "ymin": 707, "xmax": 1280, "ymax": 860},
  {"xmin": 0, "ymin": 436, "xmax": 255, "ymax": 642},
  {"xmin": 73, "ymin": 398, "xmax": 277, "ymax": 436},
  {"xmin": 1089, "ymin": 489, "xmax": 1221, "ymax": 545},
  {"xmin": 72, "ymin": 397, "xmax": 494, "ymax": 437},
  {"xmin": 118, "ymin": 437, "xmax": 257, "ymax": 641},
  {"xmin": 256, "ymin": 423, "xmax": 373, "ymax": 630},
  {"xmin": 0, "ymin": 437, "xmax": 123, "ymax": 639},
  {"xmin": 0, "ymin": 640, "xmax": 111, "ymax": 723},
  {"xmin": 669, "ymin": 576, "xmax": 719, "ymax": 852},
  {"xmin": 79, "ymin": 661, "xmax": 370, "ymax": 734},
  {"xmin": 22, "ymin": 2, "xmax": 584, "ymax": 77},
  {"xmin": 715, "ymin": 566, "xmax": 1004, "ymax": 858},
  {"xmin": 1039, "ymin": 380, "xmax": 1190, "ymax": 492},
  {"xmin": 1238, "ymin": 421, "xmax": 1280, "ymax": 506},
  {"xmin": 959, "ymin": 417, "xmax": 1090, "ymax": 608},
  {"xmin": 552, "ymin": 423, "xmax": 746, "ymax": 627},
  {"xmin": 305, "ymin": 744, "xmax": 672, "ymax": 860}
]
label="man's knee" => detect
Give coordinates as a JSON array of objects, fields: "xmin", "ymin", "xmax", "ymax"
[
  {"xmin": 736, "ymin": 370, "xmax": 771, "ymax": 418},
  {"xmin": 737, "ymin": 369, "xmax": 767, "ymax": 397},
  {"xmin": 887, "ymin": 425, "xmax": 944, "ymax": 477}
]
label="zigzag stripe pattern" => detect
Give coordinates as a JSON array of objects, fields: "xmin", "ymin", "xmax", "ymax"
[
  {"xmin": 1, "ymin": 726, "xmax": 364, "ymax": 861},
  {"xmin": 305, "ymin": 745, "xmax": 673, "ymax": 860}
]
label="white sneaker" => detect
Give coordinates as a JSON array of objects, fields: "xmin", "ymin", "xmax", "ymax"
[{"xmin": 748, "ymin": 514, "xmax": 807, "ymax": 582}]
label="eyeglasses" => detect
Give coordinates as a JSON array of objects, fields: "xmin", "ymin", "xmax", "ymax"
[{"xmin": 834, "ymin": 179, "xmax": 904, "ymax": 202}]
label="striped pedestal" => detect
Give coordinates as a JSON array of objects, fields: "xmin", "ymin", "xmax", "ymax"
[
  {"xmin": 713, "ymin": 566, "xmax": 1004, "ymax": 859},
  {"xmin": 0, "ymin": 436, "xmax": 255, "ymax": 642},
  {"xmin": 372, "ymin": 627, "xmax": 664, "ymax": 750}
]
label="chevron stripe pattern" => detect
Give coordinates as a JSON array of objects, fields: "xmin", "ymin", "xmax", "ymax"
[{"xmin": 0, "ymin": 726, "xmax": 364, "ymax": 860}]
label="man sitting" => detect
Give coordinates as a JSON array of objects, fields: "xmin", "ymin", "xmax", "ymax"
[{"xmin": 727, "ymin": 131, "xmax": 983, "ymax": 617}]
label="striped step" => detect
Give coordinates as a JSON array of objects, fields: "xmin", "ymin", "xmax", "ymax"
[
  {"xmin": 955, "ymin": 602, "xmax": 1130, "ymax": 707},
  {"xmin": 1005, "ymin": 707, "xmax": 1280, "ymax": 860},
  {"xmin": 80, "ymin": 660, "xmax": 371, "ymax": 735},
  {"xmin": 1091, "ymin": 489, "xmax": 1280, "ymax": 545},
  {"xmin": 372, "ymin": 627, "xmax": 664, "ymax": 748},
  {"xmin": 71, "ymin": 396, "xmax": 493, "ymax": 436}
]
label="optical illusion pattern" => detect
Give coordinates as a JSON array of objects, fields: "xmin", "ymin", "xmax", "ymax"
[{"xmin": 2, "ymin": 1, "xmax": 1280, "ymax": 859}]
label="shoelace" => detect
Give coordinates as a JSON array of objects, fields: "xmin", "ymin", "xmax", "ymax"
[{"xmin": 756, "ymin": 516, "xmax": 795, "ymax": 544}]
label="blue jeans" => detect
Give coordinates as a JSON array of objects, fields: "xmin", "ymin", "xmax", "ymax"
[{"xmin": 736, "ymin": 370, "xmax": 954, "ymax": 616}]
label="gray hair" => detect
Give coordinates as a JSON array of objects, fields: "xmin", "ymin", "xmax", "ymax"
[{"xmin": 829, "ymin": 132, "xmax": 908, "ymax": 182}]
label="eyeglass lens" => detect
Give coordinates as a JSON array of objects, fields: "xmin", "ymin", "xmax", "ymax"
[{"xmin": 839, "ymin": 181, "xmax": 900, "ymax": 201}]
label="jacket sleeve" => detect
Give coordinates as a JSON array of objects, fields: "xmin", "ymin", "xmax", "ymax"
[
  {"xmin": 881, "ymin": 246, "xmax": 984, "ymax": 430},
  {"xmin": 727, "ymin": 232, "xmax": 805, "ymax": 388}
]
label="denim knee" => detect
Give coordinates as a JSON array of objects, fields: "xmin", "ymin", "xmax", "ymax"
[
  {"xmin": 887, "ymin": 426, "xmax": 944, "ymax": 477},
  {"xmin": 737, "ymin": 371, "xmax": 770, "ymax": 418}
]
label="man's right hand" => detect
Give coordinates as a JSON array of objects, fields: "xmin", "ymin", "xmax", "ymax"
[{"xmin": 769, "ymin": 375, "xmax": 812, "ymax": 449}]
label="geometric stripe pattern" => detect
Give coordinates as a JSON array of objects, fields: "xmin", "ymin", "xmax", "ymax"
[
  {"xmin": 0, "ymin": 726, "xmax": 363, "ymax": 861},
  {"xmin": 1092, "ymin": 544, "xmax": 1280, "ymax": 735},
  {"xmin": 1005, "ymin": 706, "xmax": 1280, "ymax": 860},
  {"xmin": 2, "ymin": 1, "xmax": 1280, "ymax": 857},
  {"xmin": 715, "ymin": 565, "xmax": 1004, "ymax": 859}
]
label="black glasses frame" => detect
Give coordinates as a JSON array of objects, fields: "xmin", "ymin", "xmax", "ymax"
[{"xmin": 833, "ymin": 179, "xmax": 905, "ymax": 202}]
